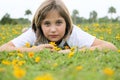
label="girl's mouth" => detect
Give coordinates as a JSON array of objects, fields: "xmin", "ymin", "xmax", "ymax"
[{"xmin": 50, "ymin": 35, "xmax": 58, "ymax": 38}]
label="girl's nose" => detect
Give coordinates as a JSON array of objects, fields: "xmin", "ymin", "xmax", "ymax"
[{"xmin": 50, "ymin": 26, "xmax": 57, "ymax": 33}]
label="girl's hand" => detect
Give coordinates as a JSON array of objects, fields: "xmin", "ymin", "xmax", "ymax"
[
  {"xmin": 31, "ymin": 44, "xmax": 55, "ymax": 52},
  {"xmin": 58, "ymin": 49, "xmax": 71, "ymax": 54},
  {"xmin": 38, "ymin": 44, "xmax": 54, "ymax": 49}
]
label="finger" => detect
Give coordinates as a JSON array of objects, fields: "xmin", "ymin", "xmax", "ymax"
[
  {"xmin": 50, "ymin": 48, "xmax": 56, "ymax": 52},
  {"xmin": 44, "ymin": 44, "xmax": 54, "ymax": 49}
]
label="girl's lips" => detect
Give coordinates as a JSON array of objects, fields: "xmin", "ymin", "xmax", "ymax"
[{"xmin": 49, "ymin": 35, "xmax": 58, "ymax": 38}]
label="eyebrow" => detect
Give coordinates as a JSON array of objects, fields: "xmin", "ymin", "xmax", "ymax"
[{"xmin": 43, "ymin": 18, "xmax": 64, "ymax": 22}]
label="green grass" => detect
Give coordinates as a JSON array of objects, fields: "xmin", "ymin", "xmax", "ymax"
[
  {"xmin": 0, "ymin": 23, "xmax": 120, "ymax": 80},
  {"xmin": 0, "ymin": 50, "xmax": 120, "ymax": 80}
]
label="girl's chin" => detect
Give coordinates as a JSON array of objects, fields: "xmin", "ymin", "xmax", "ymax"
[
  {"xmin": 49, "ymin": 39, "xmax": 59, "ymax": 42},
  {"xmin": 49, "ymin": 40, "xmax": 60, "ymax": 42},
  {"xmin": 49, "ymin": 40, "xmax": 58, "ymax": 42},
  {"xmin": 48, "ymin": 39, "xmax": 58, "ymax": 42}
]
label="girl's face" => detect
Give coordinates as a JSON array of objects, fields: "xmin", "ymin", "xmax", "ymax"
[{"xmin": 41, "ymin": 10, "xmax": 66, "ymax": 42}]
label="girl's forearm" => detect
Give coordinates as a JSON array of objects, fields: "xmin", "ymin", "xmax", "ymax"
[
  {"xmin": 0, "ymin": 46, "xmax": 42, "ymax": 53},
  {"xmin": 89, "ymin": 43, "xmax": 117, "ymax": 51},
  {"xmin": 0, "ymin": 43, "xmax": 39, "ymax": 52},
  {"xmin": 79, "ymin": 43, "xmax": 117, "ymax": 51}
]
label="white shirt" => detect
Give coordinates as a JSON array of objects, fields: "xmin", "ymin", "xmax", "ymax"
[{"xmin": 12, "ymin": 25, "xmax": 96, "ymax": 48}]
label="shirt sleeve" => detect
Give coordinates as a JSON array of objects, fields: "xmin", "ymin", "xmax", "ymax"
[
  {"xmin": 67, "ymin": 25, "xmax": 96, "ymax": 48},
  {"xmin": 11, "ymin": 27, "xmax": 36, "ymax": 48}
]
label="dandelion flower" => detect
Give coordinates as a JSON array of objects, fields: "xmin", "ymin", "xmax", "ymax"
[
  {"xmin": 2, "ymin": 60, "xmax": 11, "ymax": 65},
  {"xmin": 16, "ymin": 49, "xmax": 21, "ymax": 53},
  {"xmin": 25, "ymin": 42, "xmax": 31, "ymax": 48},
  {"xmin": 17, "ymin": 53, "xmax": 24, "ymax": 58},
  {"xmin": 13, "ymin": 67, "xmax": 26, "ymax": 79},
  {"xmin": 49, "ymin": 42, "xmax": 56, "ymax": 46},
  {"xmin": 115, "ymin": 34, "xmax": 120, "ymax": 40},
  {"xmin": 12, "ymin": 59, "xmax": 19, "ymax": 66},
  {"xmin": 28, "ymin": 52, "xmax": 34, "ymax": 58},
  {"xmin": 118, "ymin": 49, "xmax": 120, "ymax": 53},
  {"xmin": 0, "ymin": 68, "xmax": 5, "ymax": 72},
  {"xmin": 54, "ymin": 46, "xmax": 61, "ymax": 51},
  {"xmin": 64, "ymin": 46, "xmax": 70, "ymax": 49},
  {"xmin": 68, "ymin": 51, "xmax": 74, "ymax": 58},
  {"xmin": 76, "ymin": 66, "xmax": 83, "ymax": 71},
  {"xmin": 53, "ymin": 63, "xmax": 58, "ymax": 67},
  {"xmin": 34, "ymin": 74, "xmax": 53, "ymax": 80},
  {"xmin": 49, "ymin": 42, "xmax": 61, "ymax": 51},
  {"xmin": 35, "ymin": 57, "xmax": 40, "ymax": 63},
  {"xmin": 18, "ymin": 60, "xmax": 26, "ymax": 66},
  {"xmin": 103, "ymin": 68, "xmax": 114, "ymax": 76},
  {"xmin": 70, "ymin": 47, "xmax": 75, "ymax": 52},
  {"xmin": 8, "ymin": 52, "xmax": 14, "ymax": 56}
]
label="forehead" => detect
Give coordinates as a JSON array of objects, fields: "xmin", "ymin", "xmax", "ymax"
[{"xmin": 45, "ymin": 10, "xmax": 62, "ymax": 19}]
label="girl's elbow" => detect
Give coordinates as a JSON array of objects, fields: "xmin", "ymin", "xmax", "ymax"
[
  {"xmin": 91, "ymin": 39, "xmax": 118, "ymax": 51},
  {"xmin": 106, "ymin": 42, "xmax": 118, "ymax": 51}
]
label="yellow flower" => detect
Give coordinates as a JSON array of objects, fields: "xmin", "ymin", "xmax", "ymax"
[
  {"xmin": 115, "ymin": 33, "xmax": 120, "ymax": 40},
  {"xmin": 77, "ymin": 24, "xmax": 81, "ymax": 27},
  {"xmin": 18, "ymin": 60, "xmax": 26, "ymax": 66},
  {"xmin": 53, "ymin": 63, "xmax": 58, "ymax": 67},
  {"xmin": 68, "ymin": 47, "xmax": 76, "ymax": 58},
  {"xmin": 49, "ymin": 42, "xmax": 56, "ymax": 46},
  {"xmin": 64, "ymin": 46, "xmax": 70, "ymax": 49},
  {"xmin": 2, "ymin": 60, "xmax": 11, "ymax": 65},
  {"xmin": 25, "ymin": 42, "xmax": 31, "ymax": 48},
  {"xmin": 68, "ymin": 51, "xmax": 74, "ymax": 58},
  {"xmin": 103, "ymin": 68, "xmax": 114, "ymax": 76},
  {"xmin": 28, "ymin": 52, "xmax": 34, "ymax": 58},
  {"xmin": 17, "ymin": 53, "xmax": 24, "ymax": 58},
  {"xmin": 54, "ymin": 46, "xmax": 61, "ymax": 51},
  {"xmin": 99, "ymin": 36, "xmax": 104, "ymax": 40},
  {"xmin": 92, "ymin": 34, "xmax": 96, "ymax": 37},
  {"xmin": 0, "ymin": 68, "xmax": 5, "ymax": 72},
  {"xmin": 2, "ymin": 37, "xmax": 6, "ymax": 40},
  {"xmin": 8, "ymin": 52, "xmax": 14, "ymax": 56},
  {"xmin": 70, "ymin": 47, "xmax": 75, "ymax": 52},
  {"xmin": 83, "ymin": 26, "xmax": 89, "ymax": 31},
  {"xmin": 49, "ymin": 42, "xmax": 61, "ymax": 51},
  {"xmin": 16, "ymin": 49, "xmax": 21, "ymax": 53},
  {"xmin": 35, "ymin": 57, "xmax": 40, "ymax": 63},
  {"xmin": 93, "ymin": 23, "xmax": 99, "ymax": 27},
  {"xmin": 103, "ymin": 49, "xmax": 109, "ymax": 53},
  {"xmin": 107, "ymin": 28, "xmax": 112, "ymax": 34},
  {"xmin": 76, "ymin": 66, "xmax": 83, "ymax": 71},
  {"xmin": 13, "ymin": 67, "xmax": 26, "ymax": 79},
  {"xmin": 118, "ymin": 49, "xmax": 120, "ymax": 53},
  {"xmin": 12, "ymin": 59, "xmax": 19, "ymax": 66},
  {"xmin": 34, "ymin": 74, "xmax": 53, "ymax": 80}
]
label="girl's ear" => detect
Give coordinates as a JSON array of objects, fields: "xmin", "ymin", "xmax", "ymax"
[{"xmin": 32, "ymin": 23, "xmax": 36, "ymax": 33}]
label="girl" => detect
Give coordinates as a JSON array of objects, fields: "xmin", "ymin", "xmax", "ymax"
[{"xmin": 0, "ymin": 0, "xmax": 117, "ymax": 53}]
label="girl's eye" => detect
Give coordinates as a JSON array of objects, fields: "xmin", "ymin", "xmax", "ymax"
[
  {"xmin": 44, "ymin": 21, "xmax": 50, "ymax": 26},
  {"xmin": 56, "ymin": 21, "xmax": 62, "ymax": 25}
]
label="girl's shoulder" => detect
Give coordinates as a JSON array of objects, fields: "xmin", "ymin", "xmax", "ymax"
[
  {"xmin": 71, "ymin": 25, "xmax": 83, "ymax": 36},
  {"xmin": 67, "ymin": 25, "xmax": 96, "ymax": 48}
]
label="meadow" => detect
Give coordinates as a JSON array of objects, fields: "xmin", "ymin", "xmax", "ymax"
[{"xmin": 0, "ymin": 23, "xmax": 120, "ymax": 80}]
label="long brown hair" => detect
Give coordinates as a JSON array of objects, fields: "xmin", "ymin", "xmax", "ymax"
[{"xmin": 32, "ymin": 0, "xmax": 73, "ymax": 45}]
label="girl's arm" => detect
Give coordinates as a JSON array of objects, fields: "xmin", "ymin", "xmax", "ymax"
[
  {"xmin": 0, "ymin": 41, "xmax": 54, "ymax": 52},
  {"xmin": 58, "ymin": 38, "xmax": 117, "ymax": 54},
  {"xmin": 88, "ymin": 38, "xmax": 118, "ymax": 51},
  {"xmin": 0, "ymin": 42, "xmax": 16, "ymax": 52}
]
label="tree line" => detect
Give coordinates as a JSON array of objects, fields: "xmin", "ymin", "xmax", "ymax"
[
  {"xmin": 0, "ymin": 6, "xmax": 119, "ymax": 25},
  {"xmin": 72, "ymin": 6, "xmax": 120, "ymax": 24},
  {"xmin": 0, "ymin": 9, "xmax": 32, "ymax": 25}
]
